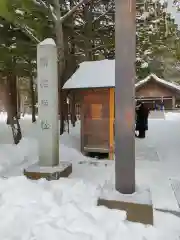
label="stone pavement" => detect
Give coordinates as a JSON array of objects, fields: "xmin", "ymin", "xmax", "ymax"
[
  {"xmin": 135, "ymin": 140, "xmax": 159, "ymax": 162},
  {"xmin": 135, "ymin": 112, "xmax": 180, "ymax": 217}
]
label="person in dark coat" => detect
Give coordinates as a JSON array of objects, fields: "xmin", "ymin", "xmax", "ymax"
[{"xmin": 135, "ymin": 101, "xmax": 149, "ymax": 138}]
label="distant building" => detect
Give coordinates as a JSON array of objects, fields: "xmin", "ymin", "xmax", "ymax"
[{"xmin": 135, "ymin": 73, "xmax": 180, "ymax": 110}]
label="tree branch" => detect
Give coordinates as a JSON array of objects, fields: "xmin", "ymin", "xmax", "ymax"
[
  {"xmin": 60, "ymin": 0, "xmax": 91, "ymax": 23},
  {"xmin": 22, "ymin": 26, "xmax": 40, "ymax": 43},
  {"xmin": 90, "ymin": 43, "xmax": 114, "ymax": 51},
  {"xmin": 75, "ymin": 43, "xmax": 114, "ymax": 53},
  {"xmin": 92, "ymin": 7, "xmax": 114, "ymax": 24},
  {"xmin": 74, "ymin": 31, "xmax": 91, "ymax": 41},
  {"xmin": 10, "ymin": 19, "xmax": 40, "ymax": 43},
  {"xmin": 33, "ymin": 0, "xmax": 93, "ymax": 24},
  {"xmin": 32, "ymin": 0, "xmax": 57, "ymax": 21}
]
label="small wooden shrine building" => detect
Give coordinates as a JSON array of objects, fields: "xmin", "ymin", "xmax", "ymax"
[{"xmin": 63, "ymin": 59, "xmax": 115, "ymax": 159}]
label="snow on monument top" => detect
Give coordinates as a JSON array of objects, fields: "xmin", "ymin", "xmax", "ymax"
[{"xmin": 39, "ymin": 38, "xmax": 56, "ymax": 46}]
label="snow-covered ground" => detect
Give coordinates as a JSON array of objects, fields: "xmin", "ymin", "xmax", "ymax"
[
  {"xmin": 165, "ymin": 111, "xmax": 180, "ymax": 120},
  {"xmin": 0, "ymin": 112, "xmax": 180, "ymax": 239}
]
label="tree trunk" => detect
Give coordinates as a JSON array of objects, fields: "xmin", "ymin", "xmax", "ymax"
[
  {"xmin": 54, "ymin": 0, "xmax": 86, "ymax": 134},
  {"xmin": 6, "ymin": 73, "xmax": 18, "ymax": 124},
  {"xmin": 84, "ymin": 1, "xmax": 94, "ymax": 60},
  {"xmin": 17, "ymin": 90, "xmax": 21, "ymax": 119},
  {"xmin": 21, "ymin": 96, "xmax": 26, "ymax": 117},
  {"xmin": 54, "ymin": 0, "xmax": 65, "ymax": 135},
  {"xmin": 69, "ymin": 0, "xmax": 76, "ymax": 127},
  {"xmin": 30, "ymin": 75, "xmax": 36, "ymax": 123},
  {"xmin": 70, "ymin": 93, "xmax": 76, "ymax": 127},
  {"xmin": 6, "ymin": 74, "xmax": 22, "ymax": 145},
  {"xmin": 16, "ymin": 77, "xmax": 21, "ymax": 119}
]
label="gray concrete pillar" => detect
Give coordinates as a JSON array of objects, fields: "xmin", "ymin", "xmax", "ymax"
[{"xmin": 115, "ymin": 0, "xmax": 136, "ymax": 194}]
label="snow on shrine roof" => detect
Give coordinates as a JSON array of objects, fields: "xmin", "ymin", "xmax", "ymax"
[
  {"xmin": 135, "ymin": 73, "xmax": 180, "ymax": 92},
  {"xmin": 63, "ymin": 59, "xmax": 115, "ymax": 89},
  {"xmin": 63, "ymin": 61, "xmax": 180, "ymax": 92}
]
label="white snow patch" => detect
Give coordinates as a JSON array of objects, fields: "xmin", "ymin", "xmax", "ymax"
[
  {"xmin": 141, "ymin": 11, "xmax": 150, "ymax": 20},
  {"xmin": 165, "ymin": 112, "xmax": 180, "ymax": 120},
  {"xmin": 0, "ymin": 176, "xmax": 176, "ymax": 240},
  {"xmin": 15, "ymin": 9, "xmax": 24, "ymax": 15},
  {"xmin": 141, "ymin": 62, "xmax": 149, "ymax": 68},
  {"xmin": 0, "ymin": 115, "xmax": 179, "ymax": 238},
  {"xmin": 0, "ymin": 138, "xmax": 38, "ymax": 175},
  {"xmin": 99, "ymin": 185, "xmax": 152, "ymax": 205},
  {"xmin": 63, "ymin": 59, "xmax": 115, "ymax": 89},
  {"xmin": 25, "ymin": 162, "xmax": 71, "ymax": 173},
  {"xmin": 0, "ymin": 112, "xmax": 8, "ymax": 122}
]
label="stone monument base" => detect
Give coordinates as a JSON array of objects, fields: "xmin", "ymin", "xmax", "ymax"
[
  {"xmin": 24, "ymin": 162, "xmax": 72, "ymax": 180},
  {"xmin": 98, "ymin": 186, "xmax": 153, "ymax": 225}
]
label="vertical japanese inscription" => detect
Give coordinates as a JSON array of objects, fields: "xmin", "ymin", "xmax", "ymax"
[
  {"xmin": 39, "ymin": 57, "xmax": 50, "ymax": 130},
  {"xmin": 40, "ymin": 57, "xmax": 48, "ymax": 68},
  {"xmin": 41, "ymin": 120, "xmax": 50, "ymax": 130},
  {"xmin": 40, "ymin": 79, "xmax": 48, "ymax": 88}
]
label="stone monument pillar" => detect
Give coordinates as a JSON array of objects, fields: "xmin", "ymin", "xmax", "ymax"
[
  {"xmin": 24, "ymin": 38, "xmax": 72, "ymax": 180},
  {"xmin": 37, "ymin": 38, "xmax": 59, "ymax": 166}
]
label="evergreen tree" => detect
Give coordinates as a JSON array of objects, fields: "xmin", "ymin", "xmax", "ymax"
[
  {"xmin": 0, "ymin": 0, "xmax": 115, "ymax": 133},
  {"xmin": 0, "ymin": 17, "xmax": 33, "ymax": 144},
  {"xmin": 136, "ymin": 0, "xmax": 180, "ymax": 81}
]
